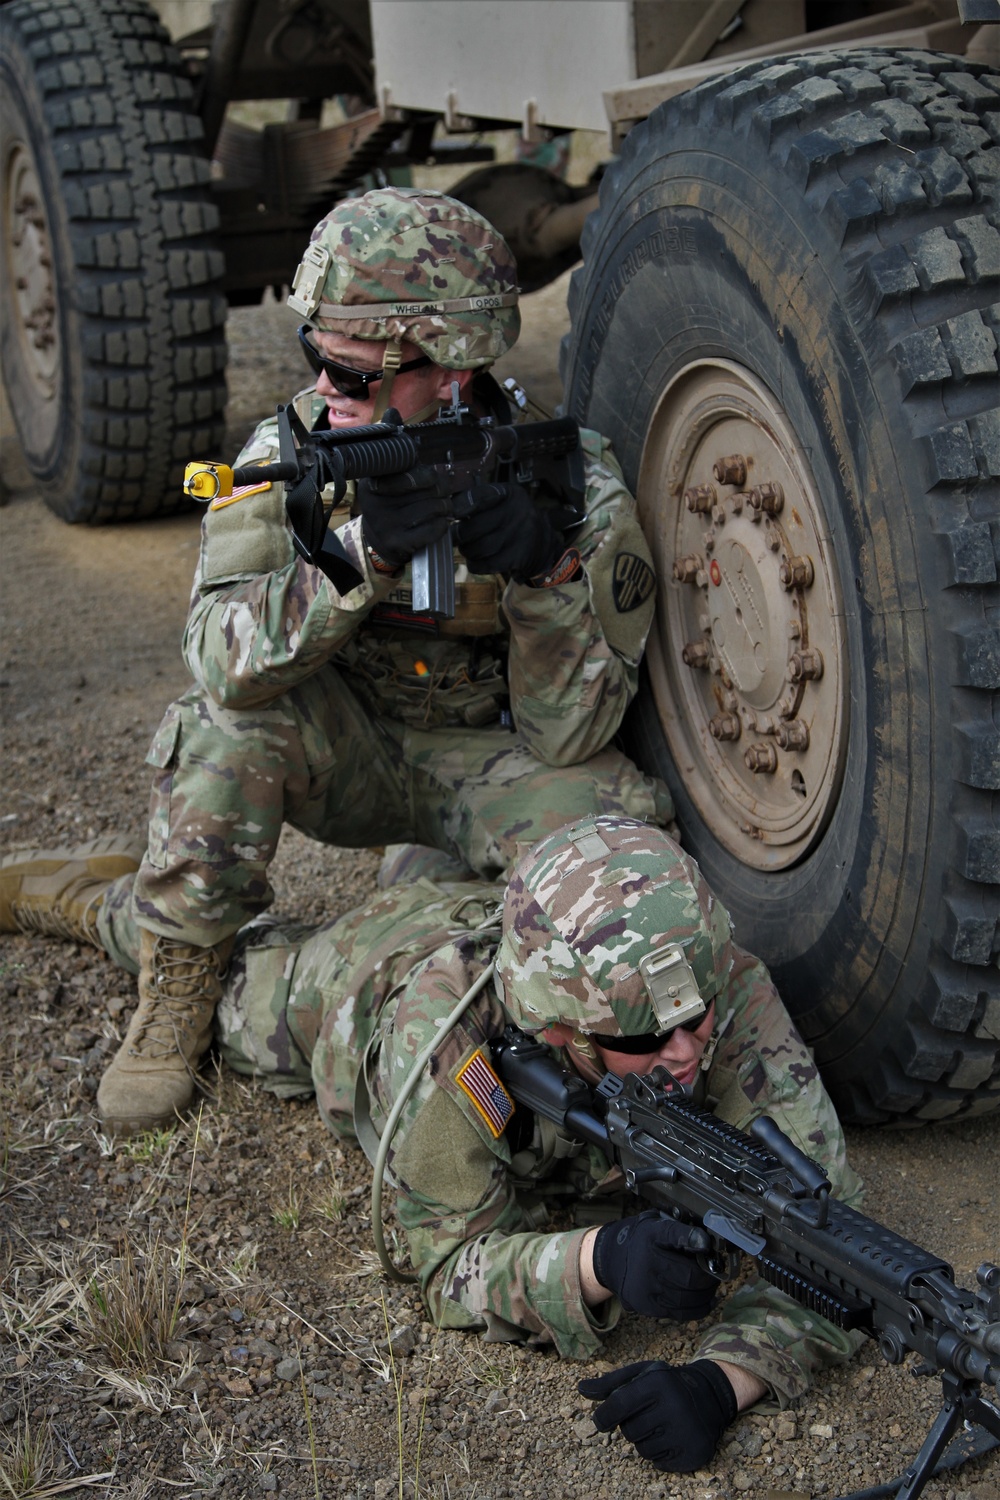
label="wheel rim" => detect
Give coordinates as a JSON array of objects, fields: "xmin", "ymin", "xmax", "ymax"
[
  {"xmin": 638, "ymin": 360, "xmax": 849, "ymax": 871},
  {"xmin": 4, "ymin": 137, "xmax": 61, "ymax": 409}
]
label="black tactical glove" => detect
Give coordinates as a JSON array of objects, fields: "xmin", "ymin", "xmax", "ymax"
[
  {"xmin": 453, "ymin": 480, "xmax": 567, "ymax": 581},
  {"xmin": 578, "ymin": 1359, "xmax": 738, "ymax": 1473},
  {"xmin": 356, "ymin": 467, "xmax": 452, "ymax": 568},
  {"xmin": 591, "ymin": 1209, "xmax": 717, "ymax": 1320}
]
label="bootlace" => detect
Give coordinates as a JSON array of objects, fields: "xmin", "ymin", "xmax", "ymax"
[
  {"xmin": 129, "ymin": 939, "xmax": 223, "ymax": 1062},
  {"xmin": 10, "ymin": 895, "xmax": 103, "ymax": 947}
]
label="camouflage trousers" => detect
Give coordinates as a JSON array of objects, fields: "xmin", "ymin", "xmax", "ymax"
[{"xmin": 130, "ymin": 670, "xmax": 673, "ymax": 946}]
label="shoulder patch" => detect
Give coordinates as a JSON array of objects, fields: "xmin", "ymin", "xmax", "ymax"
[
  {"xmin": 612, "ymin": 552, "xmax": 655, "ymax": 612},
  {"xmin": 455, "ymin": 1049, "xmax": 515, "ymax": 1138},
  {"xmin": 210, "ymin": 480, "xmax": 274, "ymax": 511}
]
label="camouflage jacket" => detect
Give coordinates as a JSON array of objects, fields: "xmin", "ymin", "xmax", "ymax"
[
  {"xmin": 180, "ymin": 378, "xmax": 656, "ymax": 766},
  {"xmin": 217, "ymin": 874, "xmax": 864, "ymax": 1402}
]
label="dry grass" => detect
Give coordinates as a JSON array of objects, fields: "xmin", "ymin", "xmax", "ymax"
[
  {"xmin": 79, "ymin": 1229, "xmax": 182, "ymax": 1374},
  {"xmin": 0, "ymin": 1402, "xmax": 113, "ymax": 1497}
]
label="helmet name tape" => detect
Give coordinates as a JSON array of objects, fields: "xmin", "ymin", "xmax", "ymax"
[
  {"xmin": 639, "ymin": 943, "xmax": 707, "ymax": 1032},
  {"xmin": 288, "ymin": 243, "xmax": 332, "ymax": 318},
  {"xmin": 314, "ymin": 291, "xmax": 518, "ymax": 321}
]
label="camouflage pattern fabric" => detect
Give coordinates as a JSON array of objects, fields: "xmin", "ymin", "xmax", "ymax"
[
  {"xmin": 296, "ymin": 187, "xmax": 521, "ymax": 369},
  {"xmin": 496, "ymin": 815, "xmax": 736, "ymax": 1038},
  {"xmin": 108, "ymin": 849, "xmax": 864, "ymax": 1400},
  {"xmin": 131, "ymin": 381, "xmax": 669, "ymax": 945}
]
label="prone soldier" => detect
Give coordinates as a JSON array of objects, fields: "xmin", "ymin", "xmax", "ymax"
[
  {"xmin": 104, "ymin": 186, "xmax": 671, "ymax": 1135},
  {"xmin": 0, "ymin": 817, "xmax": 865, "ymax": 1474}
]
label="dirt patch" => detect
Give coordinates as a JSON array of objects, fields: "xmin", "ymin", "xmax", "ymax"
[{"xmin": 1, "ymin": 285, "xmax": 998, "ymax": 1500}]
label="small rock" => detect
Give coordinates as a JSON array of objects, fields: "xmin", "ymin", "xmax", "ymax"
[
  {"xmin": 177, "ymin": 1372, "xmax": 208, "ymax": 1396},
  {"xmin": 389, "ymin": 1323, "xmax": 417, "ymax": 1358},
  {"xmin": 248, "ymin": 1337, "xmax": 283, "ymax": 1359},
  {"xmin": 258, "ymin": 1476, "xmax": 278, "ymax": 1493},
  {"xmin": 810, "ymin": 1423, "xmax": 834, "ymax": 1439},
  {"xmin": 776, "ymin": 1415, "xmax": 798, "ymax": 1441},
  {"xmin": 275, "ymin": 1357, "xmax": 302, "ymax": 1381},
  {"xmin": 733, "ymin": 1471, "xmax": 755, "ymax": 1492}
]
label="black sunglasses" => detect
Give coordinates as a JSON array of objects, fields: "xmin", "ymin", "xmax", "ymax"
[
  {"xmin": 593, "ymin": 1016, "xmax": 707, "ymax": 1055},
  {"xmin": 298, "ymin": 325, "xmax": 431, "ymax": 400}
]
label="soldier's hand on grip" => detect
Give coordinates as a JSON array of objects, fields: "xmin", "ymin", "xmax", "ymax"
[
  {"xmin": 578, "ymin": 1359, "xmax": 737, "ymax": 1473},
  {"xmin": 454, "ymin": 480, "xmax": 565, "ymax": 582},
  {"xmin": 592, "ymin": 1208, "xmax": 718, "ymax": 1320},
  {"xmin": 357, "ymin": 468, "xmax": 451, "ymax": 567}
]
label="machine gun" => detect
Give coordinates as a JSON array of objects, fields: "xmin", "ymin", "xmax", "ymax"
[
  {"xmin": 491, "ymin": 1025, "xmax": 1000, "ymax": 1500},
  {"xmin": 182, "ymin": 386, "xmax": 585, "ymax": 617}
]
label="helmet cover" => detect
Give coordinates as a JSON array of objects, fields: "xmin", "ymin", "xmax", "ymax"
[
  {"xmin": 496, "ymin": 817, "xmax": 734, "ymax": 1037},
  {"xmin": 287, "ymin": 187, "xmax": 520, "ymax": 369}
]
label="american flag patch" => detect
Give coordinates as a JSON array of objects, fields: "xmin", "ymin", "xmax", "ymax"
[
  {"xmin": 210, "ymin": 479, "xmax": 273, "ymax": 510},
  {"xmin": 455, "ymin": 1050, "xmax": 515, "ymax": 1138}
]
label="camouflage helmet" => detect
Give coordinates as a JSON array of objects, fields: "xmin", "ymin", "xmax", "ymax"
[
  {"xmin": 287, "ymin": 187, "xmax": 520, "ymax": 369},
  {"xmin": 495, "ymin": 817, "xmax": 734, "ymax": 1038}
]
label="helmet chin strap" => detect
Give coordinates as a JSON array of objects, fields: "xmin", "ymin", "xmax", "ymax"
[
  {"xmin": 371, "ymin": 338, "xmax": 402, "ymax": 422},
  {"xmin": 565, "ymin": 1031, "xmax": 604, "ymax": 1085},
  {"xmin": 371, "ymin": 335, "xmax": 458, "ymax": 425}
]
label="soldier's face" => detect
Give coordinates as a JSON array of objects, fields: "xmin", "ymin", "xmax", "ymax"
[
  {"xmin": 309, "ymin": 330, "xmax": 466, "ymax": 427},
  {"xmin": 593, "ymin": 1002, "xmax": 716, "ymax": 1090}
]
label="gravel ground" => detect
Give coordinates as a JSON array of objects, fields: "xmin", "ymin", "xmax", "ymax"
[{"xmin": 1, "ymin": 277, "xmax": 999, "ymax": 1500}]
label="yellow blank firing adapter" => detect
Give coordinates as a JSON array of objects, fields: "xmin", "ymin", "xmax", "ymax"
[{"xmin": 183, "ymin": 461, "xmax": 235, "ymax": 502}]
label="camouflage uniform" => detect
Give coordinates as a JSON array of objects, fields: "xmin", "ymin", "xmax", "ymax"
[
  {"xmin": 131, "ymin": 190, "xmax": 667, "ymax": 946},
  {"xmin": 102, "ymin": 823, "xmax": 863, "ymax": 1404}
]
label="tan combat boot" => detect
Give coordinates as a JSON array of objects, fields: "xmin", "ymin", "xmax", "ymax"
[
  {"xmin": 0, "ymin": 835, "xmax": 145, "ymax": 945},
  {"xmin": 97, "ymin": 929, "xmax": 234, "ymax": 1135}
]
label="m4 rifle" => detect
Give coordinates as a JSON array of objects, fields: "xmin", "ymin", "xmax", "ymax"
[{"xmin": 182, "ymin": 386, "xmax": 584, "ymax": 616}]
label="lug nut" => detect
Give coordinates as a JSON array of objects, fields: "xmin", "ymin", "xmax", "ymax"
[
  {"xmin": 683, "ymin": 483, "xmax": 716, "ymax": 513},
  {"xmin": 744, "ymin": 742, "xmax": 778, "ymax": 774},
  {"xmin": 779, "ymin": 555, "xmax": 815, "ymax": 590},
  {"xmin": 712, "ymin": 454, "xmax": 748, "ymax": 487},
  {"xmin": 775, "ymin": 719, "xmax": 810, "ymax": 751},
  {"xmin": 748, "ymin": 481, "xmax": 784, "ymax": 517},
  {"xmin": 788, "ymin": 649, "xmax": 824, "ymax": 683},
  {"xmin": 682, "ymin": 640, "xmax": 710, "ymax": 669},
  {"xmin": 709, "ymin": 713, "xmax": 741, "ymax": 742},
  {"xmin": 672, "ymin": 553, "xmax": 704, "ymax": 584}
]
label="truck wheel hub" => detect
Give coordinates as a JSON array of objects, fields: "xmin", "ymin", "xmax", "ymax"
[
  {"xmin": 639, "ymin": 359, "xmax": 848, "ymax": 870},
  {"xmin": 4, "ymin": 139, "xmax": 59, "ymax": 396}
]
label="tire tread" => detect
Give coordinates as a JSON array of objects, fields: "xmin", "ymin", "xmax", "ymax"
[
  {"xmin": 0, "ymin": 0, "xmax": 227, "ymax": 521},
  {"xmin": 566, "ymin": 46, "xmax": 1000, "ymax": 1123}
]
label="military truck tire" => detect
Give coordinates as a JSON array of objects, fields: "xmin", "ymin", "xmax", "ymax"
[
  {"xmin": 562, "ymin": 49, "xmax": 1000, "ymax": 1124},
  {"xmin": 0, "ymin": 0, "xmax": 227, "ymax": 522}
]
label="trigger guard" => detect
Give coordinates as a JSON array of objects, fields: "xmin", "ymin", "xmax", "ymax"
[{"xmin": 701, "ymin": 1247, "xmax": 739, "ymax": 1282}]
